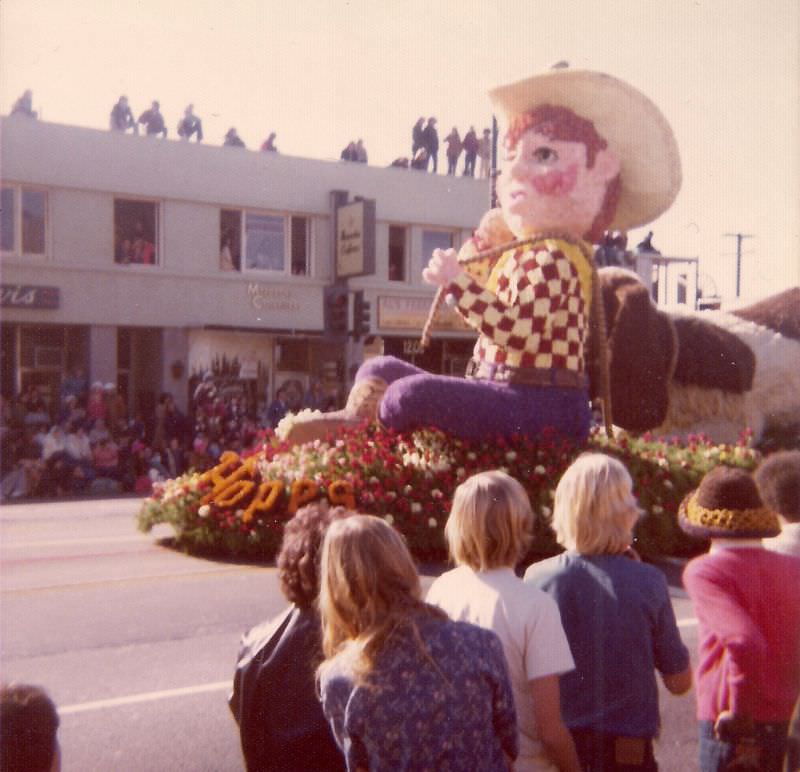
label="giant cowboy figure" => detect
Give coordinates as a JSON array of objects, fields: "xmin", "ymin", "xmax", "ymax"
[{"xmin": 288, "ymin": 66, "xmax": 680, "ymax": 445}]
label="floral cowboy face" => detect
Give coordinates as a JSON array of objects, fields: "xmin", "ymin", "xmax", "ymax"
[{"xmin": 497, "ymin": 129, "xmax": 620, "ymax": 240}]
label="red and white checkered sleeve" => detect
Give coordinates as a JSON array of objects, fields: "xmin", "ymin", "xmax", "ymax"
[{"xmin": 449, "ymin": 246, "xmax": 579, "ymax": 353}]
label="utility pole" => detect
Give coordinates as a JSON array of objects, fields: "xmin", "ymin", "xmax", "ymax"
[{"xmin": 723, "ymin": 233, "xmax": 754, "ymax": 299}]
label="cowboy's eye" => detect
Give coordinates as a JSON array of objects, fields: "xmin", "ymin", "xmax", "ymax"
[{"xmin": 533, "ymin": 147, "xmax": 558, "ymax": 163}]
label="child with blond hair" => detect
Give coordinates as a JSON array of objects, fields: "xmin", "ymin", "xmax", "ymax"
[
  {"xmin": 526, "ymin": 453, "xmax": 691, "ymax": 771},
  {"xmin": 427, "ymin": 470, "xmax": 580, "ymax": 772}
]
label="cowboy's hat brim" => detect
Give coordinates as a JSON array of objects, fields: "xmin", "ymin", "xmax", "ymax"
[{"xmin": 489, "ymin": 69, "xmax": 681, "ymax": 232}]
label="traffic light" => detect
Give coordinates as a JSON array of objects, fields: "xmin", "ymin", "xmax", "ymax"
[
  {"xmin": 352, "ymin": 289, "xmax": 371, "ymax": 341},
  {"xmin": 324, "ymin": 285, "xmax": 349, "ymax": 337}
]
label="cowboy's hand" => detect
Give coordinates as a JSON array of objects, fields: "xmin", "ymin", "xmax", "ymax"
[{"xmin": 422, "ymin": 248, "xmax": 462, "ymax": 287}]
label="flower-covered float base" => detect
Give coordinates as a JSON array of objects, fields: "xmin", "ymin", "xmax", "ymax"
[{"xmin": 137, "ymin": 424, "xmax": 760, "ymax": 563}]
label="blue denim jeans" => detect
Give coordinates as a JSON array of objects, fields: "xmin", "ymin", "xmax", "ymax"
[{"xmin": 698, "ymin": 720, "xmax": 788, "ymax": 772}]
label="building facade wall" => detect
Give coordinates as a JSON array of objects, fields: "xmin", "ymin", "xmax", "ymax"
[{"xmin": 1, "ymin": 117, "xmax": 489, "ymax": 417}]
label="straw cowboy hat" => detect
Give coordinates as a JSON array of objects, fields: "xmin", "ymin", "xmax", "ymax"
[{"xmin": 489, "ymin": 66, "xmax": 681, "ymax": 232}]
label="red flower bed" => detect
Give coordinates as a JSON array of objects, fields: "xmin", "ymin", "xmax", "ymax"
[{"xmin": 138, "ymin": 424, "xmax": 760, "ymax": 562}]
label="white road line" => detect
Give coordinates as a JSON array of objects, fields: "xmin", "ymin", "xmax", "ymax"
[
  {"xmin": 60, "ymin": 619, "xmax": 701, "ymax": 715},
  {"xmin": 59, "ymin": 681, "xmax": 231, "ymax": 715}
]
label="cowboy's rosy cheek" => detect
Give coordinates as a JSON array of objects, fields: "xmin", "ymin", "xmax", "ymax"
[{"xmin": 531, "ymin": 164, "xmax": 579, "ymax": 195}]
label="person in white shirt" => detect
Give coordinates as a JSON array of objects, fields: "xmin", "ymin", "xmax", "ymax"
[
  {"xmin": 427, "ymin": 470, "xmax": 580, "ymax": 772},
  {"xmin": 755, "ymin": 450, "xmax": 800, "ymax": 558},
  {"xmin": 41, "ymin": 425, "xmax": 67, "ymax": 462}
]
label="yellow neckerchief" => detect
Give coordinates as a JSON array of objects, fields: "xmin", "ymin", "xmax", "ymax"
[{"xmin": 486, "ymin": 237, "xmax": 593, "ymax": 310}]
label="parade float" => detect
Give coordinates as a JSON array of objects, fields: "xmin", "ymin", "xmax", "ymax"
[{"xmin": 139, "ymin": 65, "xmax": 793, "ymax": 561}]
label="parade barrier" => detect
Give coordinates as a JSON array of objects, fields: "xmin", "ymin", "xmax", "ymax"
[{"xmin": 137, "ymin": 424, "xmax": 761, "ymax": 562}]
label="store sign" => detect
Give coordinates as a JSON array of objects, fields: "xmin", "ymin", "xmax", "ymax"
[
  {"xmin": 247, "ymin": 284, "xmax": 300, "ymax": 312},
  {"xmin": 1, "ymin": 284, "xmax": 60, "ymax": 309},
  {"xmin": 336, "ymin": 199, "xmax": 376, "ymax": 278},
  {"xmin": 378, "ymin": 295, "xmax": 471, "ymax": 332}
]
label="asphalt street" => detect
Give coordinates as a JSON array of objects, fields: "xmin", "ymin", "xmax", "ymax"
[{"xmin": 1, "ymin": 497, "xmax": 701, "ymax": 771}]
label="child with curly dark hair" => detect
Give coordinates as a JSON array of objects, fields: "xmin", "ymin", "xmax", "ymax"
[{"xmin": 230, "ymin": 502, "xmax": 355, "ymax": 772}]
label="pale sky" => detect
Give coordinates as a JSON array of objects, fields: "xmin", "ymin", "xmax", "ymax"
[{"xmin": 2, "ymin": 0, "xmax": 798, "ymax": 303}]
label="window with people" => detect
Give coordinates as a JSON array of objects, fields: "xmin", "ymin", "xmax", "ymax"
[
  {"xmin": 114, "ymin": 199, "xmax": 158, "ymax": 265},
  {"xmin": 1, "ymin": 186, "xmax": 47, "ymax": 256},
  {"xmin": 220, "ymin": 208, "xmax": 309, "ymax": 275}
]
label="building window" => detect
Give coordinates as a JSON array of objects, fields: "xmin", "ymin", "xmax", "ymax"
[
  {"xmin": 421, "ymin": 229, "xmax": 456, "ymax": 269},
  {"xmin": 290, "ymin": 216, "xmax": 309, "ymax": 275},
  {"xmin": 1, "ymin": 186, "xmax": 47, "ymax": 255},
  {"xmin": 222, "ymin": 209, "xmax": 311, "ymax": 275},
  {"xmin": 389, "ymin": 225, "xmax": 406, "ymax": 281},
  {"xmin": 114, "ymin": 199, "xmax": 158, "ymax": 265},
  {"xmin": 220, "ymin": 209, "xmax": 242, "ymax": 271},
  {"xmin": 245, "ymin": 213, "xmax": 285, "ymax": 271}
]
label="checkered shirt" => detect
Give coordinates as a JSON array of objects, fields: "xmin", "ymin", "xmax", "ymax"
[{"xmin": 449, "ymin": 239, "xmax": 589, "ymax": 372}]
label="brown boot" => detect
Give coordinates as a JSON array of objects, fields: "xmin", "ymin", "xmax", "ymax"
[{"xmin": 282, "ymin": 377, "xmax": 388, "ymax": 445}]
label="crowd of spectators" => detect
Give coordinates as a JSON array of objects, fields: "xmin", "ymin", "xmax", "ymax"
[
  {"xmin": 0, "ymin": 371, "xmax": 341, "ymax": 501},
  {"xmin": 391, "ymin": 117, "xmax": 491, "ymax": 176},
  {"xmin": 229, "ymin": 454, "xmax": 800, "ymax": 772},
  {"xmin": 105, "ymin": 93, "xmax": 275, "ymax": 152},
  {"xmin": 11, "ymin": 91, "xmax": 493, "ymax": 176}
]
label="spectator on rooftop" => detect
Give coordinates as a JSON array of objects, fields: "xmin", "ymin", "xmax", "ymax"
[
  {"xmin": 177, "ymin": 104, "xmax": 203, "ymax": 142},
  {"xmin": 411, "ymin": 117, "xmax": 425, "ymax": 158},
  {"xmin": 478, "ymin": 127, "xmax": 491, "ymax": 179},
  {"xmin": 224, "ymin": 127, "xmax": 246, "ymax": 148},
  {"xmin": 110, "ymin": 95, "xmax": 137, "ymax": 133},
  {"xmin": 462, "ymin": 125, "xmax": 479, "ymax": 177},
  {"xmin": 422, "ymin": 117, "xmax": 439, "ymax": 173},
  {"xmin": 11, "ymin": 89, "xmax": 37, "ymax": 119},
  {"xmin": 410, "ymin": 147, "xmax": 429, "ymax": 171},
  {"xmin": 340, "ymin": 141, "xmax": 357, "ymax": 162},
  {"xmin": 355, "ymin": 139, "xmax": 368, "ymax": 163},
  {"xmin": 260, "ymin": 132, "xmax": 278, "ymax": 152},
  {"xmin": 444, "ymin": 126, "xmax": 462, "ymax": 175},
  {"xmin": 138, "ymin": 101, "xmax": 167, "ymax": 138}
]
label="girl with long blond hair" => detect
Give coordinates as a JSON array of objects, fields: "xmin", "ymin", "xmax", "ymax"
[
  {"xmin": 317, "ymin": 514, "xmax": 518, "ymax": 771},
  {"xmin": 427, "ymin": 470, "xmax": 580, "ymax": 772}
]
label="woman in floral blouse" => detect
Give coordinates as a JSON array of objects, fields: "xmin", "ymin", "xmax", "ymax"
[{"xmin": 317, "ymin": 515, "xmax": 518, "ymax": 772}]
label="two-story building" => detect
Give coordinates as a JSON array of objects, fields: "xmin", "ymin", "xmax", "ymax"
[{"xmin": 1, "ymin": 116, "xmax": 489, "ymax": 417}]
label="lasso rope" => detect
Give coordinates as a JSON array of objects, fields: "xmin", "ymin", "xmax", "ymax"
[{"xmin": 419, "ymin": 233, "xmax": 614, "ymax": 437}]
